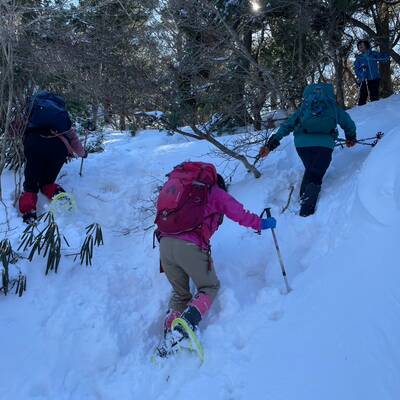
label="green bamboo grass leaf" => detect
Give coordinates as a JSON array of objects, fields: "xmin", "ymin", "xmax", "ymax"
[
  {"xmin": 16, "ymin": 213, "xmax": 104, "ymax": 279},
  {"xmin": 54, "ymin": 253, "xmax": 61, "ymax": 274},
  {"xmin": 63, "ymin": 235, "xmax": 70, "ymax": 247},
  {"xmin": 2, "ymin": 269, "xmax": 8, "ymax": 295},
  {"xmin": 15, "ymin": 278, "xmax": 20, "ymax": 295},
  {"xmin": 1, "ymin": 240, "xmax": 27, "ymax": 297},
  {"xmin": 28, "ymin": 233, "xmax": 44, "ymax": 260},
  {"xmin": 18, "ymin": 278, "xmax": 24, "ymax": 297}
]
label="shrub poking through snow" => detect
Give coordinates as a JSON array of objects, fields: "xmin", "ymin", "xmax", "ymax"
[
  {"xmin": 0, "ymin": 239, "xmax": 26, "ymax": 297},
  {"xmin": 18, "ymin": 212, "xmax": 65, "ymax": 274},
  {"xmin": 16, "ymin": 212, "xmax": 104, "ymax": 280},
  {"xmin": 76, "ymin": 223, "xmax": 104, "ymax": 267},
  {"xmin": 85, "ymin": 132, "xmax": 105, "ymax": 154}
]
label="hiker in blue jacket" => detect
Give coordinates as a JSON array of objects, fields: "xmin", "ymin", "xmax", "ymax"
[{"xmin": 354, "ymin": 39, "xmax": 390, "ymax": 106}]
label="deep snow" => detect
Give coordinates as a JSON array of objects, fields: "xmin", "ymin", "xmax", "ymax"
[{"xmin": 1, "ymin": 96, "xmax": 400, "ymax": 400}]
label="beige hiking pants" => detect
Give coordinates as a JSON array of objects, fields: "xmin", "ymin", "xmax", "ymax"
[{"xmin": 160, "ymin": 237, "xmax": 220, "ymax": 312}]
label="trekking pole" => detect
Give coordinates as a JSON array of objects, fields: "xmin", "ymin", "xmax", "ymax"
[
  {"xmin": 336, "ymin": 140, "xmax": 373, "ymax": 148},
  {"xmin": 79, "ymin": 128, "xmax": 89, "ymax": 177},
  {"xmin": 261, "ymin": 207, "xmax": 291, "ymax": 294},
  {"xmin": 335, "ymin": 132, "xmax": 384, "ymax": 148},
  {"xmin": 356, "ymin": 132, "xmax": 384, "ymax": 142},
  {"xmin": 353, "ymin": 141, "xmax": 376, "ymax": 147},
  {"xmin": 357, "ymin": 131, "xmax": 384, "ymax": 146}
]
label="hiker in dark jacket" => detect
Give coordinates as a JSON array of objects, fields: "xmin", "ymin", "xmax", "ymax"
[
  {"xmin": 259, "ymin": 83, "xmax": 357, "ymax": 217},
  {"xmin": 18, "ymin": 92, "xmax": 86, "ymax": 223},
  {"xmin": 354, "ymin": 39, "xmax": 390, "ymax": 106}
]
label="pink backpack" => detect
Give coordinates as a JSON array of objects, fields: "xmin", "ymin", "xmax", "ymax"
[{"xmin": 155, "ymin": 162, "xmax": 218, "ymax": 235}]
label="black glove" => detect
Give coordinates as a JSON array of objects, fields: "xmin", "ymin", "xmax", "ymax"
[{"xmin": 267, "ymin": 136, "xmax": 280, "ymax": 151}]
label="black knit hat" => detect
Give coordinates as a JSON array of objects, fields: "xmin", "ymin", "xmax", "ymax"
[
  {"xmin": 357, "ymin": 39, "xmax": 371, "ymax": 50},
  {"xmin": 217, "ymin": 174, "xmax": 227, "ymax": 192}
]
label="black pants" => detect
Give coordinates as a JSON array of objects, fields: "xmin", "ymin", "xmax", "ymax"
[
  {"xmin": 358, "ymin": 79, "xmax": 380, "ymax": 106},
  {"xmin": 23, "ymin": 133, "xmax": 68, "ymax": 193},
  {"xmin": 296, "ymin": 146, "xmax": 333, "ymax": 197}
]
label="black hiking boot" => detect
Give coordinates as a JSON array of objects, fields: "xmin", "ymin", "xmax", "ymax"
[
  {"xmin": 170, "ymin": 305, "xmax": 201, "ymax": 345},
  {"xmin": 300, "ymin": 183, "xmax": 321, "ymax": 217},
  {"xmin": 299, "ymin": 176, "xmax": 307, "ymax": 199},
  {"xmin": 53, "ymin": 186, "xmax": 66, "ymax": 197},
  {"xmin": 22, "ymin": 211, "xmax": 37, "ymax": 224}
]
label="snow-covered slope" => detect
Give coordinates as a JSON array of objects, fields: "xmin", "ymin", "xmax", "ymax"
[{"xmin": 1, "ymin": 96, "xmax": 400, "ymax": 400}]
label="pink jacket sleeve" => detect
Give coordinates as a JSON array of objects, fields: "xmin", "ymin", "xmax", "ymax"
[
  {"xmin": 211, "ymin": 187, "xmax": 261, "ymax": 231},
  {"xmin": 64, "ymin": 128, "xmax": 86, "ymax": 157}
]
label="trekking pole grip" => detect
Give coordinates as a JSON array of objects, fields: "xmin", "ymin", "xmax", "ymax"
[{"xmin": 258, "ymin": 208, "xmax": 270, "ymax": 234}]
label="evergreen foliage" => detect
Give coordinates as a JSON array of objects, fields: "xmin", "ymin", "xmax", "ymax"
[
  {"xmin": 0, "ymin": 239, "xmax": 26, "ymax": 297},
  {"xmin": 1, "ymin": 212, "xmax": 105, "ymax": 297}
]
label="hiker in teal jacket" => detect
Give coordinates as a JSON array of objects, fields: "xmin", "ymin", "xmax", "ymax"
[{"xmin": 259, "ymin": 83, "xmax": 357, "ymax": 217}]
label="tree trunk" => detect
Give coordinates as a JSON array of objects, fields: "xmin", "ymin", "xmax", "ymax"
[
  {"xmin": 251, "ymin": 76, "xmax": 268, "ymax": 131},
  {"xmin": 335, "ymin": 50, "xmax": 346, "ymax": 108},
  {"xmin": 103, "ymin": 96, "xmax": 111, "ymax": 124},
  {"xmin": 375, "ymin": 1, "xmax": 393, "ymax": 98},
  {"xmin": 91, "ymin": 103, "xmax": 98, "ymax": 130},
  {"xmin": 230, "ymin": 29, "xmax": 253, "ymax": 127},
  {"xmin": 119, "ymin": 113, "xmax": 126, "ymax": 131},
  {"xmin": 270, "ymin": 92, "xmax": 278, "ymax": 110}
]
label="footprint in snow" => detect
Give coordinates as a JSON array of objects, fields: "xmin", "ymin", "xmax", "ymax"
[
  {"xmin": 256, "ymin": 287, "xmax": 284, "ymax": 321},
  {"xmin": 100, "ymin": 182, "xmax": 121, "ymax": 193}
]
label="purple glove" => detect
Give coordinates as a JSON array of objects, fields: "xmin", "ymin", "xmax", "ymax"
[{"xmin": 261, "ymin": 217, "xmax": 277, "ymax": 230}]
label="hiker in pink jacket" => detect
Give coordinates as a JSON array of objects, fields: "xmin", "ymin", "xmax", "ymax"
[{"xmin": 154, "ymin": 162, "xmax": 276, "ymax": 355}]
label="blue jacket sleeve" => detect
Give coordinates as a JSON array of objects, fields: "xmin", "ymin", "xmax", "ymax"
[
  {"xmin": 370, "ymin": 51, "xmax": 390, "ymax": 62},
  {"xmin": 337, "ymin": 108, "xmax": 356, "ymax": 140},
  {"xmin": 273, "ymin": 111, "xmax": 300, "ymax": 142}
]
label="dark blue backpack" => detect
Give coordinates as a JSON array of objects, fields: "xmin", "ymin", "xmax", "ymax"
[
  {"xmin": 27, "ymin": 91, "xmax": 72, "ymax": 133},
  {"xmin": 297, "ymin": 83, "xmax": 337, "ymax": 134}
]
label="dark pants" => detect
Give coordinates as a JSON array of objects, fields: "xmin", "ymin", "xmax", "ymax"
[
  {"xmin": 23, "ymin": 133, "xmax": 68, "ymax": 193},
  {"xmin": 296, "ymin": 146, "xmax": 333, "ymax": 198},
  {"xmin": 358, "ymin": 79, "xmax": 380, "ymax": 106}
]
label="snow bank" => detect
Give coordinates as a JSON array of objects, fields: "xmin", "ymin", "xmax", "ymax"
[{"xmin": 1, "ymin": 95, "xmax": 400, "ymax": 400}]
